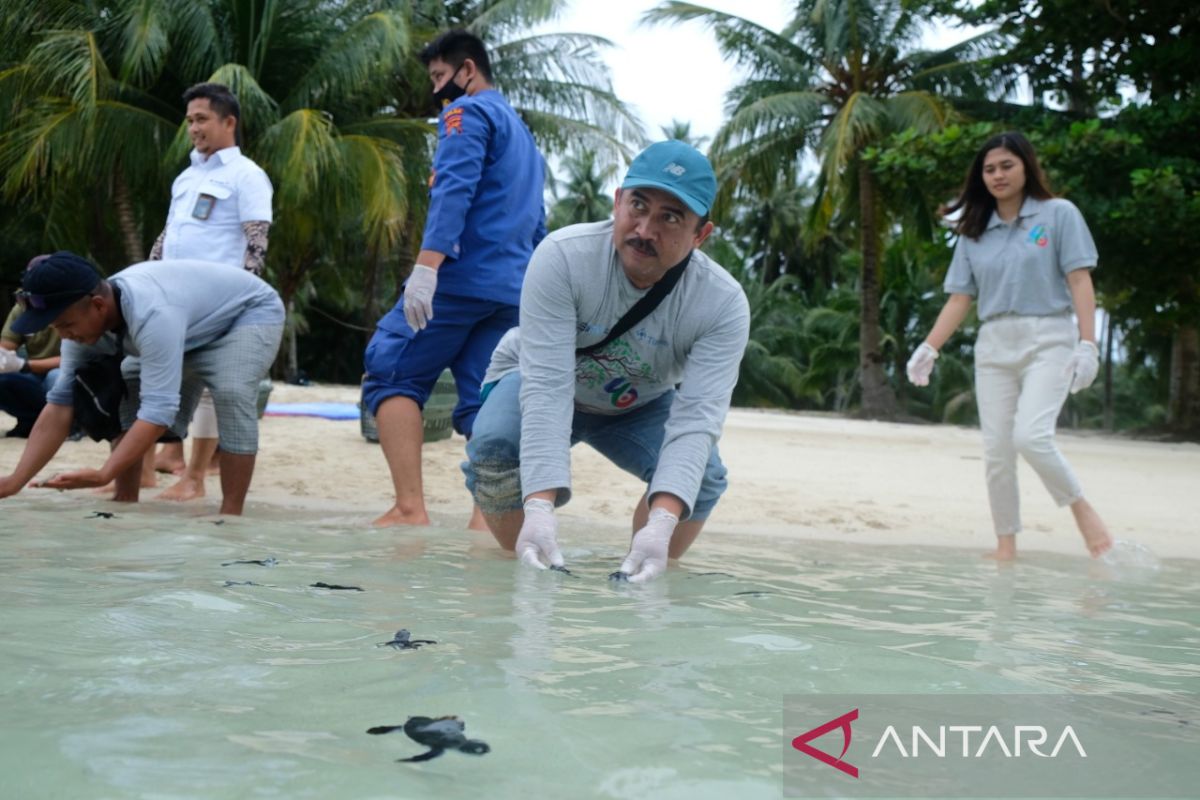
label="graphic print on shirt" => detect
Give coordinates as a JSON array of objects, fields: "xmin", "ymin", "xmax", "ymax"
[
  {"xmin": 443, "ymin": 107, "xmax": 464, "ymax": 136},
  {"xmin": 575, "ymin": 337, "xmax": 655, "ymax": 409},
  {"xmin": 1028, "ymin": 224, "xmax": 1049, "ymax": 248}
]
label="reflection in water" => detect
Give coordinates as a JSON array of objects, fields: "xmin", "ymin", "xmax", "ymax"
[{"xmin": 0, "ymin": 494, "xmax": 1196, "ymax": 799}]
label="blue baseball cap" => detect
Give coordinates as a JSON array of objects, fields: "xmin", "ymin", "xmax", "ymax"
[
  {"xmin": 620, "ymin": 140, "xmax": 717, "ymax": 216},
  {"xmin": 12, "ymin": 251, "xmax": 102, "ymax": 334}
]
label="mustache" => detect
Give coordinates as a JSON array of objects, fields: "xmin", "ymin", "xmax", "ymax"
[{"xmin": 624, "ymin": 237, "xmax": 657, "ymax": 256}]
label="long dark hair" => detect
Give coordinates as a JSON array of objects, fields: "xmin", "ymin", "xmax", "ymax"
[{"xmin": 944, "ymin": 131, "xmax": 1055, "ymax": 240}]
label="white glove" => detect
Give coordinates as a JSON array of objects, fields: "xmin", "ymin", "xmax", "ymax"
[
  {"xmin": 1064, "ymin": 340, "xmax": 1100, "ymax": 394},
  {"xmin": 402, "ymin": 264, "xmax": 438, "ymax": 331},
  {"xmin": 516, "ymin": 498, "xmax": 564, "ymax": 570},
  {"xmin": 905, "ymin": 342, "xmax": 938, "ymax": 386},
  {"xmin": 0, "ymin": 349, "xmax": 25, "ymax": 374},
  {"xmin": 617, "ymin": 508, "xmax": 678, "ymax": 584}
]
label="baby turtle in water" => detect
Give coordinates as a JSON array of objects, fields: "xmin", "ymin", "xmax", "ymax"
[
  {"xmin": 377, "ymin": 629, "xmax": 437, "ymax": 650},
  {"xmin": 310, "ymin": 582, "xmax": 363, "ymax": 591},
  {"xmin": 87, "ymin": 511, "xmax": 116, "ymax": 519},
  {"xmin": 221, "ymin": 557, "xmax": 277, "ymax": 567},
  {"xmin": 368, "ymin": 716, "xmax": 490, "ymax": 762}
]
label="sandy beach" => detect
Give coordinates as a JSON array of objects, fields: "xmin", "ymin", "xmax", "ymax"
[{"xmin": 3, "ymin": 381, "xmax": 1198, "ymax": 561}]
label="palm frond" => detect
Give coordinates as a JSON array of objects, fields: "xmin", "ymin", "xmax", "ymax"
[{"xmin": 282, "ymin": 9, "xmax": 410, "ymax": 112}]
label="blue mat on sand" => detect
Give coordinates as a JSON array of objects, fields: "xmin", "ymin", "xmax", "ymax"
[{"xmin": 264, "ymin": 402, "xmax": 360, "ymax": 420}]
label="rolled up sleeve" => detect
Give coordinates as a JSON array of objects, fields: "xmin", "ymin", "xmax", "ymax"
[{"xmin": 130, "ymin": 309, "xmax": 188, "ymax": 426}]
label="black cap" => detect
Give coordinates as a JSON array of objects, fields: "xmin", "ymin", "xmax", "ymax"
[{"xmin": 12, "ymin": 251, "xmax": 102, "ymax": 335}]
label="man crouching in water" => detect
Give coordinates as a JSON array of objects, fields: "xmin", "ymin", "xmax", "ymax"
[{"xmin": 0, "ymin": 251, "xmax": 283, "ymax": 515}]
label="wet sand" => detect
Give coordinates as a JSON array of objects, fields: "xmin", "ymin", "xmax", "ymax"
[{"xmin": 3, "ymin": 382, "xmax": 1198, "ymax": 560}]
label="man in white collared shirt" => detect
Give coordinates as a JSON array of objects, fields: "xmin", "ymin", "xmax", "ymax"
[{"xmin": 148, "ymin": 83, "xmax": 274, "ymax": 501}]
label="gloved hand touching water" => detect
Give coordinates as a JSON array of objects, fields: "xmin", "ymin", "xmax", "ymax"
[
  {"xmin": 617, "ymin": 508, "xmax": 678, "ymax": 584},
  {"xmin": 516, "ymin": 498, "xmax": 564, "ymax": 570}
]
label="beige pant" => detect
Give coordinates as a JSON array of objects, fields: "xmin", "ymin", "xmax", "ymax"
[
  {"xmin": 190, "ymin": 390, "xmax": 219, "ymax": 439},
  {"xmin": 974, "ymin": 314, "xmax": 1083, "ymax": 535}
]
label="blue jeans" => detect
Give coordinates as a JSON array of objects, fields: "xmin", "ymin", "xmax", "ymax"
[
  {"xmin": 462, "ymin": 372, "xmax": 728, "ymax": 520},
  {"xmin": 0, "ymin": 368, "xmax": 60, "ymax": 429}
]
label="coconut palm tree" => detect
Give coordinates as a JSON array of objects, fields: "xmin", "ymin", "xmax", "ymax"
[
  {"xmin": 2, "ymin": 0, "xmax": 643, "ymax": 378},
  {"xmin": 644, "ymin": 0, "xmax": 987, "ymax": 418},
  {"xmin": 547, "ymin": 149, "xmax": 616, "ymax": 230}
]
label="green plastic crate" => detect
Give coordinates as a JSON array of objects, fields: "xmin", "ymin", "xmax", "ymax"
[{"xmin": 360, "ymin": 370, "xmax": 456, "ymax": 444}]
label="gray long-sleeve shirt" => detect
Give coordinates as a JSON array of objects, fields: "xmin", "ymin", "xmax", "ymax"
[
  {"xmin": 514, "ymin": 220, "xmax": 750, "ymax": 517},
  {"xmin": 47, "ymin": 259, "xmax": 284, "ymax": 426}
]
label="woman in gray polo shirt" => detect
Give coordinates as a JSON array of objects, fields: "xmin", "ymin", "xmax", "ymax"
[{"xmin": 905, "ymin": 131, "xmax": 1112, "ymax": 561}]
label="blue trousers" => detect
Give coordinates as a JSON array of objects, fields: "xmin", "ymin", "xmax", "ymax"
[
  {"xmin": 0, "ymin": 368, "xmax": 60, "ymax": 429},
  {"xmin": 362, "ymin": 292, "xmax": 518, "ymax": 437}
]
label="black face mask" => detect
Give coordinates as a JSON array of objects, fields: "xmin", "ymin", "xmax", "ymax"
[{"xmin": 433, "ymin": 65, "xmax": 470, "ymax": 107}]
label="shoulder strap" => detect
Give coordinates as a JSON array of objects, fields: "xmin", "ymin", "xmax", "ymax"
[{"xmin": 576, "ymin": 252, "xmax": 691, "ymax": 357}]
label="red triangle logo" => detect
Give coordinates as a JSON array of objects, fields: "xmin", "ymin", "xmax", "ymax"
[{"xmin": 791, "ymin": 708, "xmax": 859, "ymax": 778}]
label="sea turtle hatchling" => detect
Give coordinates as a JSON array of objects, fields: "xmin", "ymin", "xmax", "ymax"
[
  {"xmin": 367, "ymin": 716, "xmax": 490, "ymax": 762},
  {"xmin": 377, "ymin": 629, "xmax": 437, "ymax": 650},
  {"xmin": 221, "ymin": 557, "xmax": 277, "ymax": 567}
]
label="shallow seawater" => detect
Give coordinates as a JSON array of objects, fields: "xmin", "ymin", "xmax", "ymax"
[{"xmin": 2, "ymin": 495, "xmax": 1198, "ymax": 800}]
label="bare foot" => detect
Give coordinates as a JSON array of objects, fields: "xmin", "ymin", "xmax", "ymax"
[
  {"xmin": 983, "ymin": 533, "xmax": 1017, "ymax": 561},
  {"xmin": 154, "ymin": 442, "xmax": 185, "ymax": 473},
  {"xmin": 371, "ymin": 505, "xmax": 430, "ymax": 527},
  {"xmin": 467, "ymin": 505, "xmax": 489, "ymax": 532},
  {"xmin": 156, "ymin": 455, "xmax": 186, "ymax": 474},
  {"xmin": 1070, "ymin": 499, "xmax": 1113, "ymax": 557},
  {"xmin": 159, "ymin": 476, "xmax": 207, "ymax": 502}
]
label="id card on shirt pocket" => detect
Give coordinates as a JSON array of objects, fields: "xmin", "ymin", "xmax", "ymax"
[{"xmin": 192, "ymin": 193, "xmax": 217, "ymax": 220}]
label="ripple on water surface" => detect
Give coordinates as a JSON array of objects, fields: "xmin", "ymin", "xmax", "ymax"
[{"xmin": 0, "ymin": 495, "xmax": 1197, "ymax": 799}]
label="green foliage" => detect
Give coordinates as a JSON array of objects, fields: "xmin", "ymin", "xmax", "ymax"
[
  {"xmin": 0, "ymin": 0, "xmax": 641, "ymax": 380},
  {"xmin": 546, "ymin": 149, "xmax": 614, "ymax": 231},
  {"xmin": 939, "ymin": 0, "xmax": 1200, "ymax": 107}
]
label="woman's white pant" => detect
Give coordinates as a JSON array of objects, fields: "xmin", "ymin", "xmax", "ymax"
[
  {"xmin": 190, "ymin": 390, "xmax": 219, "ymax": 439},
  {"xmin": 974, "ymin": 315, "xmax": 1083, "ymax": 535}
]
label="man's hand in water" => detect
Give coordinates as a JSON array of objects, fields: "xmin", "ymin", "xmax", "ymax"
[
  {"xmin": 36, "ymin": 468, "xmax": 109, "ymax": 490},
  {"xmin": 619, "ymin": 508, "xmax": 678, "ymax": 584},
  {"xmin": 516, "ymin": 498, "xmax": 564, "ymax": 570}
]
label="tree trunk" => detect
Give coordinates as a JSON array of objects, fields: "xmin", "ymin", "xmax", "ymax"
[
  {"xmin": 362, "ymin": 245, "xmax": 381, "ymax": 351},
  {"xmin": 857, "ymin": 163, "xmax": 898, "ymax": 419},
  {"xmin": 1102, "ymin": 311, "xmax": 1114, "ymax": 431},
  {"xmin": 113, "ymin": 163, "xmax": 144, "ymax": 264},
  {"xmin": 280, "ymin": 299, "xmax": 300, "ymax": 382},
  {"xmin": 1168, "ymin": 324, "xmax": 1200, "ymax": 435}
]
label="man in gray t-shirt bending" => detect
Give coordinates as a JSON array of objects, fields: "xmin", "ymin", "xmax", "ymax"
[
  {"xmin": 463, "ymin": 141, "xmax": 750, "ymax": 583},
  {"xmin": 0, "ymin": 252, "xmax": 284, "ymax": 516}
]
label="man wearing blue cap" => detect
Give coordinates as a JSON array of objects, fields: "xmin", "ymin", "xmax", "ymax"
[
  {"xmin": 0, "ymin": 252, "xmax": 284, "ymax": 515},
  {"xmin": 462, "ymin": 141, "xmax": 751, "ymax": 582}
]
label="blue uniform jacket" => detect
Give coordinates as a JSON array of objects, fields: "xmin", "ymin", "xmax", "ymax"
[{"xmin": 420, "ymin": 89, "xmax": 546, "ymax": 306}]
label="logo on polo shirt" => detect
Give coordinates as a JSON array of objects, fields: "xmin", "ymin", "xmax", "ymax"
[{"xmin": 1028, "ymin": 224, "xmax": 1049, "ymax": 248}]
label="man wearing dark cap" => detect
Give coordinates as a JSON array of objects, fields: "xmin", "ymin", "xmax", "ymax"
[
  {"xmin": 462, "ymin": 141, "xmax": 751, "ymax": 582},
  {"xmin": 0, "ymin": 252, "xmax": 284, "ymax": 515}
]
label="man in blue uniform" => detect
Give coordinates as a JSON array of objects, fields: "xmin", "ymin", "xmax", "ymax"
[{"xmin": 363, "ymin": 29, "xmax": 546, "ymax": 528}]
